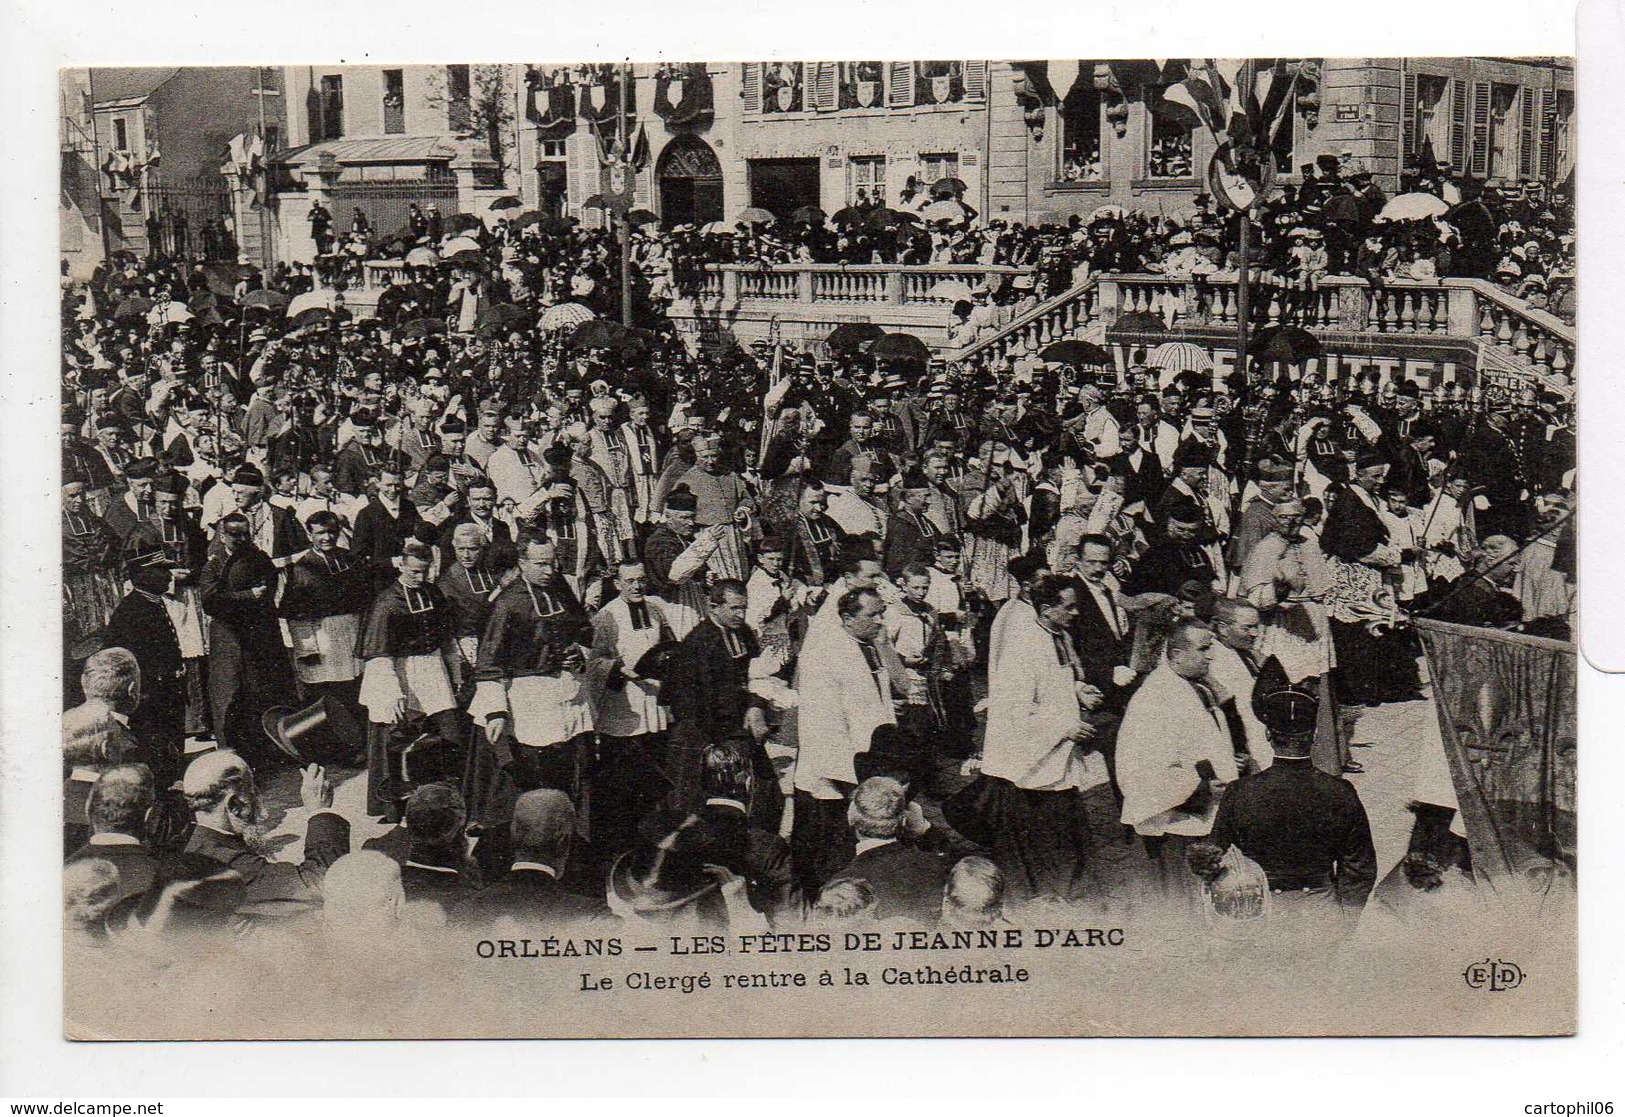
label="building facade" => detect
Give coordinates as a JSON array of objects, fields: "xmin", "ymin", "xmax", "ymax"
[{"xmin": 88, "ymin": 67, "xmax": 281, "ymax": 263}]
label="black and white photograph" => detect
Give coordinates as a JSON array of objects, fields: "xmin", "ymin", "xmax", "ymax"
[{"xmin": 46, "ymin": 53, "xmax": 1580, "ymax": 1041}]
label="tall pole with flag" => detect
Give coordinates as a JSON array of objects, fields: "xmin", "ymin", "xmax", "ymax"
[{"xmin": 618, "ymin": 62, "xmax": 633, "ymax": 327}]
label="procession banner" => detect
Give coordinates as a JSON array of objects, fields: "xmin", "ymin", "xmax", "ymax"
[{"xmin": 1414, "ymin": 618, "xmax": 1577, "ymax": 885}]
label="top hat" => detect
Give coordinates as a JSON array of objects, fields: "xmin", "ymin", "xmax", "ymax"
[{"xmin": 262, "ymin": 694, "xmax": 364, "ymax": 767}]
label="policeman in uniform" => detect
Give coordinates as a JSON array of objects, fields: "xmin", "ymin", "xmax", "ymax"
[{"xmin": 1198, "ymin": 680, "xmax": 1379, "ymax": 941}]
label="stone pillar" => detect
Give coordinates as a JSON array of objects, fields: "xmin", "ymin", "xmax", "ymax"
[{"xmin": 1444, "ymin": 284, "xmax": 1479, "ymax": 339}]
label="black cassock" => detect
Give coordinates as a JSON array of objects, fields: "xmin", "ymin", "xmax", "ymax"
[
  {"xmin": 667, "ymin": 619, "xmax": 778, "ymax": 830},
  {"xmin": 102, "ymin": 589, "xmax": 187, "ymax": 788},
  {"xmin": 357, "ymin": 580, "xmax": 462, "ymax": 820},
  {"xmin": 1321, "ymin": 485, "xmax": 1421, "ymax": 705},
  {"xmin": 200, "ymin": 543, "xmax": 295, "ymax": 769}
]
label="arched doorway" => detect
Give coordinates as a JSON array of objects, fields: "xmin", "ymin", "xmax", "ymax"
[{"xmin": 656, "ymin": 135, "xmax": 723, "ymax": 229}]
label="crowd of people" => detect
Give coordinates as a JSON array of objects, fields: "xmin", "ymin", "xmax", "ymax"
[{"xmin": 60, "ymin": 165, "xmax": 1576, "ymax": 967}]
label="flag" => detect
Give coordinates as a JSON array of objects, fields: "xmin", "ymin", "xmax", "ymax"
[{"xmin": 1414, "ymin": 618, "xmax": 1576, "ymax": 883}]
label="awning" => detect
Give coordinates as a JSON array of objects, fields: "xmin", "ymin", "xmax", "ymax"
[{"xmin": 269, "ymin": 136, "xmax": 460, "ymax": 168}]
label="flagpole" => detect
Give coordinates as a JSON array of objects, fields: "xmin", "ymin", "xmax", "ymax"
[{"xmin": 618, "ymin": 61, "xmax": 633, "ymax": 328}]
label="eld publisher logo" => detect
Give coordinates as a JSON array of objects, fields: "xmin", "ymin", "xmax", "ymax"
[{"xmin": 1463, "ymin": 958, "xmax": 1525, "ymax": 992}]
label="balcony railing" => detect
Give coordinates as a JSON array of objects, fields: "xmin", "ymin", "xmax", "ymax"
[
  {"xmin": 953, "ymin": 272, "xmax": 1574, "ymax": 396},
  {"xmin": 677, "ymin": 263, "xmax": 1035, "ymax": 310}
]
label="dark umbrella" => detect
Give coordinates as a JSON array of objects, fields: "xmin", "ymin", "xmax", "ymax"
[
  {"xmin": 447, "ymin": 213, "xmax": 484, "ymax": 234},
  {"xmin": 513, "ymin": 210, "xmax": 548, "ymax": 228},
  {"xmin": 824, "ymin": 322, "xmax": 887, "ymax": 353},
  {"xmin": 1322, "ymin": 195, "xmax": 1361, "ymax": 224},
  {"xmin": 488, "ymin": 195, "xmax": 523, "ymax": 211},
  {"xmin": 1248, "ymin": 325, "xmax": 1322, "ymax": 363},
  {"xmin": 1111, "ymin": 310, "xmax": 1169, "ymax": 335},
  {"xmin": 626, "ymin": 208, "xmax": 660, "ymax": 228},
  {"xmin": 831, "ymin": 206, "xmax": 867, "ymax": 228},
  {"xmin": 569, "ymin": 318, "xmax": 628, "ymax": 350},
  {"xmin": 291, "ymin": 306, "xmax": 335, "ymax": 330},
  {"xmin": 929, "ymin": 177, "xmax": 968, "ymax": 199},
  {"xmin": 791, "ymin": 205, "xmax": 827, "ymax": 226},
  {"xmin": 476, "ymin": 303, "xmax": 530, "ymax": 332},
  {"xmin": 398, "ymin": 316, "xmax": 448, "ymax": 339},
  {"xmin": 446, "ymin": 248, "xmax": 484, "ymax": 267},
  {"xmin": 582, "ymin": 194, "xmax": 607, "ymax": 210},
  {"xmin": 869, "ymin": 332, "xmax": 932, "ymax": 363},
  {"xmin": 374, "ymin": 227, "xmax": 418, "ymax": 256},
  {"xmin": 114, "ymin": 296, "xmax": 154, "ymax": 321},
  {"xmin": 866, "ymin": 207, "xmax": 920, "ymax": 232},
  {"xmin": 1040, "ymin": 339, "xmax": 1111, "ymax": 366}
]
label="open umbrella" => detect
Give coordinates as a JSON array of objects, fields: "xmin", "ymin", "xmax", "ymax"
[
  {"xmin": 626, "ymin": 208, "xmax": 660, "ymax": 228},
  {"xmin": 1111, "ymin": 310, "xmax": 1168, "ymax": 335},
  {"xmin": 286, "ymin": 289, "xmax": 342, "ymax": 319},
  {"xmin": 1040, "ymin": 339, "xmax": 1111, "ymax": 366},
  {"xmin": 1322, "ymin": 195, "xmax": 1361, "ymax": 224},
  {"xmin": 148, "ymin": 301, "xmax": 194, "ymax": 325},
  {"xmin": 513, "ymin": 210, "xmax": 548, "ymax": 228},
  {"xmin": 446, "ymin": 249, "xmax": 484, "ymax": 267},
  {"xmin": 569, "ymin": 318, "xmax": 628, "ymax": 350},
  {"xmin": 1146, "ymin": 340, "xmax": 1213, "ymax": 374},
  {"xmin": 240, "ymin": 289, "xmax": 290, "ymax": 312},
  {"xmin": 929, "ymin": 177, "xmax": 968, "ymax": 199},
  {"xmin": 791, "ymin": 205, "xmax": 827, "ymax": 226},
  {"xmin": 1375, "ymin": 192, "xmax": 1449, "ymax": 223},
  {"xmin": 869, "ymin": 332, "xmax": 932, "ymax": 363},
  {"xmin": 440, "ymin": 236, "xmax": 482, "ymax": 256},
  {"xmin": 291, "ymin": 306, "xmax": 336, "ymax": 330},
  {"xmin": 405, "ymin": 246, "xmax": 441, "ymax": 268},
  {"xmin": 824, "ymin": 322, "xmax": 886, "ymax": 353},
  {"xmin": 487, "ymin": 195, "xmax": 523, "ymax": 211},
  {"xmin": 398, "ymin": 316, "xmax": 448, "ymax": 339},
  {"xmin": 447, "ymin": 213, "xmax": 484, "ymax": 234},
  {"xmin": 374, "ymin": 228, "xmax": 418, "ymax": 256},
  {"xmin": 866, "ymin": 207, "xmax": 920, "ymax": 231},
  {"xmin": 831, "ymin": 206, "xmax": 867, "ymax": 229},
  {"xmin": 698, "ymin": 220, "xmax": 734, "ymax": 236},
  {"xmin": 1248, "ymin": 325, "xmax": 1321, "ymax": 363},
  {"xmin": 735, "ymin": 207, "xmax": 776, "ymax": 227},
  {"xmin": 1089, "ymin": 205, "xmax": 1127, "ymax": 223},
  {"xmin": 476, "ymin": 303, "xmax": 530, "ymax": 333},
  {"xmin": 922, "ymin": 199, "xmax": 970, "ymax": 225},
  {"xmin": 925, "ymin": 279, "xmax": 976, "ymax": 302},
  {"xmin": 113, "ymin": 296, "xmax": 154, "ymax": 322},
  {"xmin": 538, "ymin": 302, "xmax": 596, "ymax": 332}
]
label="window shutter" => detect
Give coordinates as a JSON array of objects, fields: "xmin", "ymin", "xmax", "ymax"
[
  {"xmin": 963, "ymin": 60, "xmax": 988, "ymax": 101},
  {"xmin": 1519, "ymin": 86, "xmax": 1536, "ymax": 177},
  {"xmin": 1401, "ymin": 70, "xmax": 1418, "ymax": 159},
  {"xmin": 741, "ymin": 62, "xmax": 762, "ymax": 114},
  {"xmin": 814, "ymin": 62, "xmax": 837, "ymax": 111},
  {"xmin": 1449, "ymin": 78, "xmax": 1467, "ymax": 170},
  {"xmin": 1469, "ymin": 79, "xmax": 1491, "ymax": 176},
  {"xmin": 888, "ymin": 62, "xmax": 915, "ymax": 108},
  {"xmin": 1538, "ymin": 88, "xmax": 1556, "ymax": 180}
]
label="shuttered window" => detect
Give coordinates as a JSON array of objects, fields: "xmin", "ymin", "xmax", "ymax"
[
  {"xmin": 963, "ymin": 60, "xmax": 988, "ymax": 101},
  {"xmin": 813, "ymin": 62, "xmax": 838, "ymax": 111},
  {"xmin": 1538, "ymin": 88, "xmax": 1556, "ymax": 180},
  {"xmin": 1401, "ymin": 70, "xmax": 1418, "ymax": 158},
  {"xmin": 740, "ymin": 62, "xmax": 762, "ymax": 114},
  {"xmin": 1468, "ymin": 79, "xmax": 1491, "ymax": 176},
  {"xmin": 1519, "ymin": 86, "xmax": 1536, "ymax": 177},
  {"xmin": 888, "ymin": 62, "xmax": 915, "ymax": 108},
  {"xmin": 1450, "ymin": 79, "xmax": 1467, "ymax": 170}
]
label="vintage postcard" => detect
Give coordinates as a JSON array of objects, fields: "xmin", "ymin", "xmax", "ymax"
[{"xmin": 57, "ymin": 57, "xmax": 1576, "ymax": 1039}]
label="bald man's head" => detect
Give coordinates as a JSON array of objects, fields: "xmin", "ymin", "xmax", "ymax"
[{"xmin": 511, "ymin": 790, "xmax": 575, "ymax": 868}]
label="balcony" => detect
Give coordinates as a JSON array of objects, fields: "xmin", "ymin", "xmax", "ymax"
[
  {"xmin": 955, "ymin": 272, "xmax": 1573, "ymax": 396},
  {"xmin": 666, "ymin": 262, "xmax": 1034, "ymax": 352}
]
